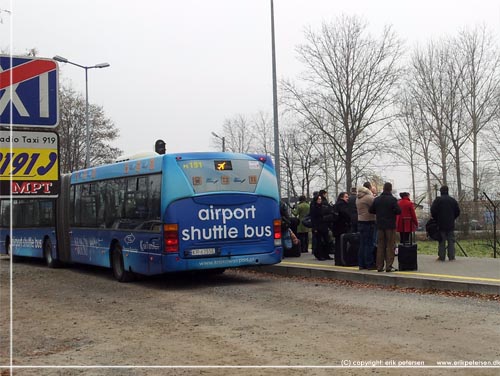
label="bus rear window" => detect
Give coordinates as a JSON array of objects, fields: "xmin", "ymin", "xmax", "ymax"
[{"xmin": 178, "ymin": 159, "xmax": 263, "ymax": 193}]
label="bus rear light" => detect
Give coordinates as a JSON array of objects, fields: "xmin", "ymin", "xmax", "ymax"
[
  {"xmin": 273, "ymin": 219, "xmax": 281, "ymax": 240},
  {"xmin": 258, "ymin": 156, "xmax": 267, "ymax": 163},
  {"xmin": 164, "ymin": 224, "xmax": 179, "ymax": 252},
  {"xmin": 274, "ymin": 219, "xmax": 282, "ymax": 246}
]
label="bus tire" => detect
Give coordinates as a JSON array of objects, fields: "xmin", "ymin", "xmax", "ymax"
[
  {"xmin": 111, "ymin": 244, "xmax": 134, "ymax": 282},
  {"xmin": 43, "ymin": 239, "xmax": 58, "ymax": 268}
]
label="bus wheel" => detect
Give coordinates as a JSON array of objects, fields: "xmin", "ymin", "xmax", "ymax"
[
  {"xmin": 111, "ymin": 245, "xmax": 134, "ymax": 282},
  {"xmin": 43, "ymin": 239, "xmax": 58, "ymax": 268}
]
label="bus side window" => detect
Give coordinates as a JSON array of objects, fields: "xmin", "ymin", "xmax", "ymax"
[
  {"xmin": 102, "ymin": 180, "xmax": 114, "ymax": 228},
  {"xmin": 74, "ymin": 184, "xmax": 98, "ymax": 227},
  {"xmin": 39, "ymin": 200, "xmax": 54, "ymax": 227},
  {"xmin": 0, "ymin": 201, "xmax": 10, "ymax": 227},
  {"xmin": 148, "ymin": 174, "xmax": 161, "ymax": 220}
]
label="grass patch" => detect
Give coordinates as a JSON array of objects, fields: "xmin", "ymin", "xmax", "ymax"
[{"xmin": 416, "ymin": 238, "xmax": 499, "ymax": 258}]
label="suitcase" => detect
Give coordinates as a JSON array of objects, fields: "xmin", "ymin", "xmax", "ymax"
[
  {"xmin": 398, "ymin": 225, "xmax": 418, "ymax": 271},
  {"xmin": 284, "ymin": 242, "xmax": 301, "ymax": 257},
  {"xmin": 336, "ymin": 232, "xmax": 359, "ymax": 266}
]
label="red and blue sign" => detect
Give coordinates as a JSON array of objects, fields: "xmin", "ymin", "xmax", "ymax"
[{"xmin": 0, "ymin": 55, "xmax": 59, "ymax": 128}]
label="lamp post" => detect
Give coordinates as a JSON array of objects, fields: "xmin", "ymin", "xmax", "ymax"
[
  {"xmin": 211, "ymin": 131, "xmax": 226, "ymax": 152},
  {"xmin": 53, "ymin": 55, "xmax": 110, "ymax": 168},
  {"xmin": 270, "ymin": 0, "xmax": 280, "ymax": 196}
]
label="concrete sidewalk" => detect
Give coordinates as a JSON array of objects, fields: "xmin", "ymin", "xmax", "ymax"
[{"xmin": 253, "ymin": 252, "xmax": 500, "ymax": 295}]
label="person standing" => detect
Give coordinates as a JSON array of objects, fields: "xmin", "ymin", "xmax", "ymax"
[
  {"xmin": 332, "ymin": 192, "xmax": 351, "ymax": 263},
  {"xmin": 396, "ymin": 192, "xmax": 418, "ymax": 244},
  {"xmin": 430, "ymin": 185, "xmax": 460, "ymax": 261},
  {"xmin": 369, "ymin": 182, "xmax": 401, "ymax": 272},
  {"xmin": 309, "ymin": 194, "xmax": 332, "ymax": 261},
  {"xmin": 293, "ymin": 195, "xmax": 310, "ymax": 253},
  {"xmin": 356, "ymin": 183, "xmax": 376, "ymax": 270},
  {"xmin": 347, "ymin": 187, "xmax": 358, "ymax": 232}
]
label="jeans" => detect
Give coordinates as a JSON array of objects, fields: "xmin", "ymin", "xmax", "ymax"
[
  {"xmin": 438, "ymin": 231, "xmax": 456, "ymax": 260},
  {"xmin": 358, "ymin": 221, "xmax": 375, "ymax": 268}
]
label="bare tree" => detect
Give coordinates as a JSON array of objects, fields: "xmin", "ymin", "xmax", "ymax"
[
  {"xmin": 215, "ymin": 114, "xmax": 255, "ymax": 153},
  {"xmin": 411, "ymin": 40, "xmax": 458, "ymax": 187},
  {"xmin": 252, "ymin": 111, "xmax": 274, "ymax": 156},
  {"xmin": 455, "ymin": 25, "xmax": 500, "ymax": 201},
  {"xmin": 280, "ymin": 121, "xmax": 323, "ymax": 199},
  {"xmin": 282, "ymin": 15, "xmax": 403, "ymax": 190},
  {"xmin": 391, "ymin": 88, "xmax": 423, "ymax": 199},
  {"xmin": 58, "ymin": 85, "xmax": 121, "ymax": 172},
  {"xmin": 482, "ymin": 118, "xmax": 500, "ymax": 172}
]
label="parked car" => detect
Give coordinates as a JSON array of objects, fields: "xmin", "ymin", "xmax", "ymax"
[
  {"xmin": 470, "ymin": 220, "xmax": 483, "ymax": 231},
  {"xmin": 416, "ymin": 219, "xmax": 428, "ymax": 232}
]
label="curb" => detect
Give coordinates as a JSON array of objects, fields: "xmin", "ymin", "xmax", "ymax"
[{"xmin": 249, "ymin": 264, "xmax": 500, "ymax": 295}]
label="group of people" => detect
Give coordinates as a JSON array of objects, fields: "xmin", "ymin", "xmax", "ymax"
[
  {"xmin": 286, "ymin": 190, "xmax": 353, "ymax": 261},
  {"xmin": 286, "ymin": 182, "xmax": 461, "ymax": 270}
]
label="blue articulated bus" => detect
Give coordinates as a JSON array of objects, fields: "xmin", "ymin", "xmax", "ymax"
[{"xmin": 0, "ymin": 152, "xmax": 283, "ymax": 281}]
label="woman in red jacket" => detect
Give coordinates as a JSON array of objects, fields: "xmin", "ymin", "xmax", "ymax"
[{"xmin": 396, "ymin": 192, "xmax": 418, "ymax": 244}]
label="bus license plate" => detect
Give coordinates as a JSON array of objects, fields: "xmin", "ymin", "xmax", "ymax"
[{"xmin": 189, "ymin": 248, "xmax": 217, "ymax": 256}]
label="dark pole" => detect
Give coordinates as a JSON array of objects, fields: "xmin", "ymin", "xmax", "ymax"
[
  {"xmin": 270, "ymin": 0, "xmax": 280, "ymax": 197},
  {"xmin": 84, "ymin": 67, "xmax": 90, "ymax": 168},
  {"xmin": 483, "ymin": 192, "xmax": 497, "ymax": 258}
]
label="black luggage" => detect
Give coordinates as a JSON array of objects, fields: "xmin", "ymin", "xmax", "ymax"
[
  {"xmin": 398, "ymin": 230, "xmax": 418, "ymax": 271},
  {"xmin": 284, "ymin": 242, "xmax": 301, "ymax": 257},
  {"xmin": 336, "ymin": 232, "xmax": 359, "ymax": 266}
]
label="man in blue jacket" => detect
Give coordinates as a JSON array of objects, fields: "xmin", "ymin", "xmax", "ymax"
[
  {"xmin": 369, "ymin": 182, "xmax": 401, "ymax": 272},
  {"xmin": 430, "ymin": 185, "xmax": 460, "ymax": 261}
]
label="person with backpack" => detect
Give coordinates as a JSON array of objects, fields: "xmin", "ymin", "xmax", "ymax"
[
  {"xmin": 292, "ymin": 195, "xmax": 310, "ymax": 253},
  {"xmin": 430, "ymin": 185, "xmax": 460, "ymax": 261}
]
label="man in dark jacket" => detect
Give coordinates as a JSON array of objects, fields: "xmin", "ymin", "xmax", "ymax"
[
  {"xmin": 430, "ymin": 185, "xmax": 460, "ymax": 261},
  {"xmin": 369, "ymin": 182, "xmax": 401, "ymax": 272},
  {"xmin": 332, "ymin": 192, "xmax": 351, "ymax": 265},
  {"xmin": 347, "ymin": 187, "xmax": 358, "ymax": 232}
]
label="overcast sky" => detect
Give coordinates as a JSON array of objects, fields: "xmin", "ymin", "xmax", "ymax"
[{"xmin": 1, "ymin": 0, "xmax": 499, "ymax": 190}]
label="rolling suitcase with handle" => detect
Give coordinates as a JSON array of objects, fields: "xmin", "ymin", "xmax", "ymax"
[
  {"xmin": 336, "ymin": 232, "xmax": 359, "ymax": 266},
  {"xmin": 398, "ymin": 219, "xmax": 418, "ymax": 271}
]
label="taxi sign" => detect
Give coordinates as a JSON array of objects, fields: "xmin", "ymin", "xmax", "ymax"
[
  {"xmin": 0, "ymin": 130, "xmax": 59, "ymax": 197},
  {"xmin": 0, "ymin": 55, "xmax": 59, "ymax": 127}
]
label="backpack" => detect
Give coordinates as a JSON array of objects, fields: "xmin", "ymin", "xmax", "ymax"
[
  {"xmin": 323, "ymin": 204, "xmax": 340, "ymax": 225},
  {"xmin": 426, "ymin": 217, "xmax": 441, "ymax": 241},
  {"xmin": 301, "ymin": 215, "xmax": 312, "ymax": 228}
]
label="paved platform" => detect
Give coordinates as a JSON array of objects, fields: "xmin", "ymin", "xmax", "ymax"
[{"xmin": 252, "ymin": 252, "xmax": 500, "ymax": 295}]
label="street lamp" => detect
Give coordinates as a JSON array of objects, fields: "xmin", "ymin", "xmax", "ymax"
[
  {"xmin": 53, "ymin": 55, "xmax": 110, "ymax": 168},
  {"xmin": 270, "ymin": 0, "xmax": 280, "ymax": 196},
  {"xmin": 211, "ymin": 131, "xmax": 226, "ymax": 152}
]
